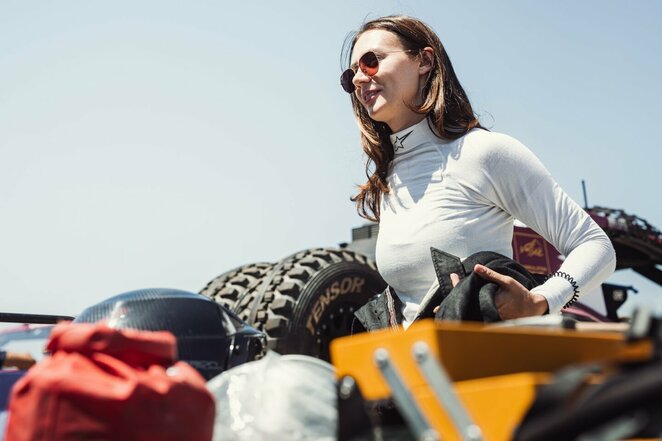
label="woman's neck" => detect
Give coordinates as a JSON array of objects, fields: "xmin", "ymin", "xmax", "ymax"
[
  {"xmin": 387, "ymin": 113, "xmax": 427, "ymax": 133},
  {"xmin": 388, "ymin": 117, "xmax": 443, "ymax": 156}
]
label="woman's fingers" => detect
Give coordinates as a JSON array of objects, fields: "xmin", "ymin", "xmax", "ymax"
[
  {"xmin": 450, "ymin": 272, "xmax": 460, "ymax": 287},
  {"xmin": 474, "ymin": 264, "xmax": 512, "ymax": 286},
  {"xmin": 435, "ymin": 273, "xmax": 460, "ymax": 315},
  {"xmin": 472, "ymin": 264, "xmax": 547, "ymax": 318},
  {"xmin": 440, "ymin": 267, "xmax": 546, "ymax": 319}
]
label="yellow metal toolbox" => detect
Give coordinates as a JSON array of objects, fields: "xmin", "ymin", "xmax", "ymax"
[{"xmin": 331, "ymin": 320, "xmax": 654, "ymax": 440}]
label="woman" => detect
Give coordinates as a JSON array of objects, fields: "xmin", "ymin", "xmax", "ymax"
[{"xmin": 340, "ymin": 15, "xmax": 616, "ymax": 328}]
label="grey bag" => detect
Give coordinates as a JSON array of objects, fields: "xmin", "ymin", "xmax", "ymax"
[{"xmin": 207, "ymin": 351, "xmax": 337, "ymax": 441}]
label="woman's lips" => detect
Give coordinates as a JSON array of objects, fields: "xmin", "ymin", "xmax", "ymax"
[{"xmin": 363, "ymin": 89, "xmax": 380, "ymax": 105}]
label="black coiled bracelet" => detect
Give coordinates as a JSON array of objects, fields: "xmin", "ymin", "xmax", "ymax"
[{"xmin": 545, "ymin": 271, "xmax": 580, "ymax": 309}]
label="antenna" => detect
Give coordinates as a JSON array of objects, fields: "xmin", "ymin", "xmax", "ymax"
[{"xmin": 581, "ymin": 180, "xmax": 589, "ymax": 209}]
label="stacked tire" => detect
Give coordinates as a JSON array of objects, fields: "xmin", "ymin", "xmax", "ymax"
[
  {"xmin": 200, "ymin": 262, "xmax": 274, "ymax": 311},
  {"xmin": 200, "ymin": 248, "xmax": 385, "ymax": 361}
]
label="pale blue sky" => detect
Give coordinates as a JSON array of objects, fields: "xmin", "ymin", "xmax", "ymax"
[{"xmin": 1, "ymin": 1, "xmax": 660, "ymax": 318}]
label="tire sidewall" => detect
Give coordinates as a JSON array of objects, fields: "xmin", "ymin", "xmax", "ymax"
[{"xmin": 288, "ymin": 260, "xmax": 385, "ymax": 356}]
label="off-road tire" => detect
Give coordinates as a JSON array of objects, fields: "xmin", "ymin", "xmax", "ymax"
[
  {"xmin": 232, "ymin": 248, "xmax": 386, "ymax": 361},
  {"xmin": 199, "ymin": 262, "xmax": 274, "ymax": 311}
]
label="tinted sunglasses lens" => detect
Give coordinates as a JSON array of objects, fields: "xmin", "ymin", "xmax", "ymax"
[
  {"xmin": 359, "ymin": 51, "xmax": 379, "ymax": 76},
  {"xmin": 340, "ymin": 69, "xmax": 355, "ymax": 93},
  {"xmin": 340, "ymin": 52, "xmax": 380, "ymax": 94}
]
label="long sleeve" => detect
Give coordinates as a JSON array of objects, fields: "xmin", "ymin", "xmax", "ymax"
[
  {"xmin": 378, "ymin": 121, "xmax": 616, "ymax": 316},
  {"xmin": 482, "ymin": 134, "xmax": 617, "ymax": 313}
]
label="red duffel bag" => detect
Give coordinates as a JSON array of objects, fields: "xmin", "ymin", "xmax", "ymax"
[{"xmin": 4, "ymin": 322, "xmax": 215, "ymax": 441}]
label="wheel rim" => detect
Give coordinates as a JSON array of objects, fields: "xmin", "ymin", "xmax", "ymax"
[{"xmin": 311, "ymin": 300, "xmax": 360, "ymax": 361}]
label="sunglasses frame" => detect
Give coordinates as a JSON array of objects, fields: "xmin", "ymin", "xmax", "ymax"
[{"xmin": 340, "ymin": 49, "xmax": 418, "ymax": 94}]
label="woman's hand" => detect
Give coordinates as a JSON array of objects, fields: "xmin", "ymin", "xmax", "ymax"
[
  {"xmin": 473, "ymin": 264, "xmax": 548, "ymax": 319},
  {"xmin": 433, "ymin": 266, "xmax": 548, "ymax": 318}
]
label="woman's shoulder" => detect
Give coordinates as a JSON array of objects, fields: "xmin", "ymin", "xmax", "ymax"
[
  {"xmin": 463, "ymin": 128, "xmax": 526, "ymax": 150},
  {"xmin": 461, "ymin": 129, "xmax": 539, "ymax": 164},
  {"xmin": 460, "ymin": 129, "xmax": 552, "ymax": 183}
]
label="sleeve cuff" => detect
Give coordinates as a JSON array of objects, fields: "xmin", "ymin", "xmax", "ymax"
[{"xmin": 531, "ymin": 276, "xmax": 577, "ymax": 314}]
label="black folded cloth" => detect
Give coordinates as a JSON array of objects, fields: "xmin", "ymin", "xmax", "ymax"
[
  {"xmin": 427, "ymin": 248, "xmax": 540, "ymax": 322},
  {"xmin": 354, "ymin": 249, "xmax": 541, "ymax": 332}
]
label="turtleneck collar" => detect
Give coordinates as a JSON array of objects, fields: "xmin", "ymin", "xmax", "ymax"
[{"xmin": 389, "ymin": 118, "xmax": 440, "ymax": 156}]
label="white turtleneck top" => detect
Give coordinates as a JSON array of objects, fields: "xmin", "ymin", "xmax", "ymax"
[{"xmin": 375, "ymin": 119, "xmax": 616, "ymax": 325}]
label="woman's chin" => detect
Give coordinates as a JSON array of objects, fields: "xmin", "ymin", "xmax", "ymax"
[{"xmin": 366, "ymin": 102, "xmax": 389, "ymax": 124}]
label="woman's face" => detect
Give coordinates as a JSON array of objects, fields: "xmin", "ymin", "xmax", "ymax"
[{"xmin": 350, "ymin": 30, "xmax": 429, "ymax": 132}]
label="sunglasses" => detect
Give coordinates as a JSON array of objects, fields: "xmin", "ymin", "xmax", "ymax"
[{"xmin": 340, "ymin": 49, "xmax": 418, "ymax": 94}]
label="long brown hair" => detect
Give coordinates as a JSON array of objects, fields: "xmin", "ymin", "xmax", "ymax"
[{"xmin": 343, "ymin": 15, "xmax": 482, "ymax": 222}]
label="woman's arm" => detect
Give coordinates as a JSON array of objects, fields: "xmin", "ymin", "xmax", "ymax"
[{"xmin": 481, "ymin": 133, "xmax": 616, "ymax": 315}]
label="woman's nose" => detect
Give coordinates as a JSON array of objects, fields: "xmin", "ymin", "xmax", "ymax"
[{"xmin": 352, "ymin": 68, "xmax": 370, "ymax": 90}]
